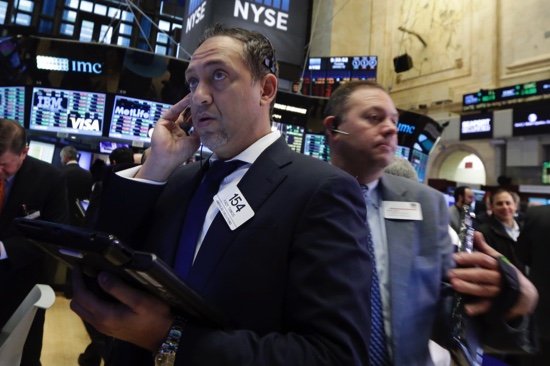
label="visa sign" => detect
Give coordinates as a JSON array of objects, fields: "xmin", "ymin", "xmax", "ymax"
[
  {"xmin": 234, "ymin": 0, "xmax": 289, "ymax": 31},
  {"xmin": 70, "ymin": 117, "xmax": 101, "ymax": 131}
]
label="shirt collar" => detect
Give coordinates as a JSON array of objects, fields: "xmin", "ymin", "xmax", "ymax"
[{"xmin": 210, "ymin": 130, "xmax": 281, "ymax": 165}]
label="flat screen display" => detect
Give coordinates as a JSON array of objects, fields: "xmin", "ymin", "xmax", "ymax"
[
  {"xmin": 303, "ymin": 133, "xmax": 330, "ymax": 162},
  {"xmin": 109, "ymin": 95, "xmax": 172, "ymax": 143},
  {"xmin": 460, "ymin": 112, "xmax": 493, "ymax": 140},
  {"xmin": 410, "ymin": 149, "xmax": 429, "ymax": 183},
  {"xmin": 528, "ymin": 197, "xmax": 549, "ymax": 205},
  {"xmin": 513, "ymin": 103, "xmax": 550, "ymax": 136},
  {"xmin": 543, "ymin": 161, "xmax": 550, "ymax": 185},
  {"xmin": 394, "ymin": 145, "xmax": 411, "ymax": 160},
  {"xmin": 28, "ymin": 140, "xmax": 56, "ymax": 164},
  {"xmin": 271, "ymin": 122, "xmax": 304, "ymax": 153},
  {"xmin": 0, "ymin": 86, "xmax": 25, "ymax": 125},
  {"xmin": 77, "ymin": 150, "xmax": 93, "ymax": 171},
  {"xmin": 350, "ymin": 56, "xmax": 378, "ymax": 81},
  {"xmin": 29, "ymin": 87, "xmax": 105, "ymax": 136},
  {"xmin": 99, "ymin": 141, "xmax": 130, "ymax": 154}
]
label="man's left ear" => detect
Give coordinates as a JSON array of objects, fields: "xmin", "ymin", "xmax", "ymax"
[
  {"xmin": 21, "ymin": 146, "xmax": 29, "ymax": 159},
  {"xmin": 260, "ymin": 74, "xmax": 277, "ymax": 106}
]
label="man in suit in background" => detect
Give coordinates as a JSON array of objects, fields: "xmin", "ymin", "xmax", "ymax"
[
  {"xmin": 517, "ymin": 205, "xmax": 550, "ymax": 365},
  {"xmin": 0, "ymin": 118, "xmax": 69, "ymax": 366},
  {"xmin": 449, "ymin": 185, "xmax": 475, "ymax": 233},
  {"xmin": 71, "ymin": 25, "xmax": 372, "ymax": 366},
  {"xmin": 323, "ymin": 80, "xmax": 538, "ymax": 365},
  {"xmin": 60, "ymin": 145, "xmax": 92, "ymax": 227}
]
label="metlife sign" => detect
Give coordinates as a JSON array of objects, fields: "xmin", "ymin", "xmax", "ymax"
[{"xmin": 181, "ymin": 0, "xmax": 310, "ymax": 66}]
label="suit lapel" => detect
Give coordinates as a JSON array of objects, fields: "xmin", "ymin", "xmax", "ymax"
[
  {"xmin": 187, "ymin": 139, "xmax": 291, "ymax": 291},
  {"xmin": 379, "ymin": 175, "xmax": 416, "ymax": 349}
]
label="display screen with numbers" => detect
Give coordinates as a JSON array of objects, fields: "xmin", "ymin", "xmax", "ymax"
[
  {"xmin": 29, "ymin": 87, "xmax": 105, "ymax": 136},
  {"xmin": 109, "ymin": 95, "xmax": 172, "ymax": 143}
]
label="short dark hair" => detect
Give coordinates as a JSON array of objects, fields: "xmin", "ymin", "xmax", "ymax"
[
  {"xmin": 0, "ymin": 119, "xmax": 26, "ymax": 156},
  {"xmin": 323, "ymin": 80, "xmax": 387, "ymax": 122},
  {"xmin": 453, "ymin": 186, "xmax": 470, "ymax": 201},
  {"xmin": 109, "ymin": 147, "xmax": 134, "ymax": 165},
  {"xmin": 199, "ymin": 24, "xmax": 279, "ymax": 82}
]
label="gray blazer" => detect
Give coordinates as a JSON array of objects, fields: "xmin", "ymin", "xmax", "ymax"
[{"xmin": 378, "ymin": 174, "xmax": 454, "ymax": 366}]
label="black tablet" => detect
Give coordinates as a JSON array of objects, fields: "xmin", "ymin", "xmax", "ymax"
[{"xmin": 14, "ymin": 217, "xmax": 225, "ymax": 328}]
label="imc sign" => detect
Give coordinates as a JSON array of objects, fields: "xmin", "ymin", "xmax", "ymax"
[{"xmin": 182, "ymin": 0, "xmax": 310, "ymax": 66}]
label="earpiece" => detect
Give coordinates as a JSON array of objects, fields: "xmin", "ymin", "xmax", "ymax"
[{"xmin": 331, "ymin": 120, "xmax": 349, "ymax": 135}]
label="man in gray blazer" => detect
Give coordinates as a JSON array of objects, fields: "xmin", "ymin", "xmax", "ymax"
[{"xmin": 323, "ymin": 80, "xmax": 538, "ymax": 365}]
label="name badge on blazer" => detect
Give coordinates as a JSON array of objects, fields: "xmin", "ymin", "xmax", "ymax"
[
  {"xmin": 383, "ymin": 201, "xmax": 423, "ymax": 220},
  {"xmin": 214, "ymin": 184, "xmax": 254, "ymax": 230}
]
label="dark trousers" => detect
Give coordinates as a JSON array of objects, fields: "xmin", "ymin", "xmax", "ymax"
[{"xmin": 20, "ymin": 308, "xmax": 45, "ymax": 366}]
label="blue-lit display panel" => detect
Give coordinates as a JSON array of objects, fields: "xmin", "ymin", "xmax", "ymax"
[
  {"xmin": 271, "ymin": 122, "xmax": 305, "ymax": 153},
  {"xmin": 410, "ymin": 149, "xmax": 429, "ymax": 183},
  {"xmin": 394, "ymin": 145, "xmax": 411, "ymax": 160},
  {"xmin": 303, "ymin": 133, "xmax": 330, "ymax": 162},
  {"xmin": 29, "ymin": 87, "xmax": 105, "ymax": 136},
  {"xmin": 0, "ymin": 86, "xmax": 25, "ymax": 125},
  {"xmin": 109, "ymin": 95, "xmax": 172, "ymax": 143}
]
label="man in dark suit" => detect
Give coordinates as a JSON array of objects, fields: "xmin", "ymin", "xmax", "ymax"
[
  {"xmin": 323, "ymin": 80, "xmax": 538, "ymax": 365},
  {"xmin": 71, "ymin": 25, "xmax": 372, "ymax": 366},
  {"xmin": 517, "ymin": 205, "xmax": 550, "ymax": 365},
  {"xmin": 60, "ymin": 145, "xmax": 92, "ymax": 227},
  {"xmin": 0, "ymin": 118, "xmax": 69, "ymax": 366}
]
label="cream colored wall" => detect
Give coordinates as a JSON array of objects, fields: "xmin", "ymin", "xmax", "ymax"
[{"xmin": 310, "ymin": 0, "xmax": 550, "ymax": 184}]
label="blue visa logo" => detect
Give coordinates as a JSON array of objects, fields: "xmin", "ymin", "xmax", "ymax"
[{"xmin": 234, "ymin": 0, "xmax": 289, "ymax": 31}]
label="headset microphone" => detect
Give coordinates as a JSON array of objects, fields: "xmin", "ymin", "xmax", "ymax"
[
  {"xmin": 332, "ymin": 128, "xmax": 349, "ymax": 135},
  {"xmin": 331, "ymin": 118, "xmax": 349, "ymax": 135}
]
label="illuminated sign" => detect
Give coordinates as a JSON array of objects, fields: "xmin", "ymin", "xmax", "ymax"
[
  {"xmin": 397, "ymin": 122, "xmax": 415, "ymax": 134},
  {"xmin": 463, "ymin": 79, "xmax": 550, "ymax": 111},
  {"xmin": 274, "ymin": 103, "xmax": 307, "ymax": 114},
  {"xmin": 233, "ymin": 0, "xmax": 289, "ymax": 31},
  {"xmin": 36, "ymin": 55, "xmax": 103, "ymax": 74},
  {"xmin": 186, "ymin": 0, "xmax": 207, "ymax": 33},
  {"xmin": 460, "ymin": 112, "xmax": 493, "ymax": 140}
]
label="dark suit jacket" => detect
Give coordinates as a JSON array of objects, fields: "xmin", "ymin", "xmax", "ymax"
[
  {"xmin": 62, "ymin": 162, "xmax": 92, "ymax": 226},
  {"xmin": 478, "ymin": 215, "xmax": 524, "ymax": 272},
  {"xmin": 97, "ymin": 138, "xmax": 372, "ymax": 366},
  {"xmin": 516, "ymin": 205, "xmax": 550, "ymax": 341},
  {"xmin": 0, "ymin": 156, "xmax": 69, "ymax": 327}
]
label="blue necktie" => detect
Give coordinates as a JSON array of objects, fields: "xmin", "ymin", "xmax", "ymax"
[
  {"xmin": 174, "ymin": 160, "xmax": 244, "ymax": 279},
  {"xmin": 361, "ymin": 185, "xmax": 391, "ymax": 366}
]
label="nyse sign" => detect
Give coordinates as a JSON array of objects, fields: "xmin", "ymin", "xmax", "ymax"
[
  {"xmin": 186, "ymin": 0, "xmax": 207, "ymax": 33},
  {"xmin": 233, "ymin": 0, "xmax": 289, "ymax": 31}
]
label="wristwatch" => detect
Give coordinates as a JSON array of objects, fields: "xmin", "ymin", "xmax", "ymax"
[{"xmin": 154, "ymin": 316, "xmax": 186, "ymax": 366}]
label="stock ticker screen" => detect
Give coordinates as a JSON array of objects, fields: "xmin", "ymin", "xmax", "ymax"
[
  {"xmin": 29, "ymin": 87, "xmax": 105, "ymax": 136},
  {"xmin": 271, "ymin": 122, "xmax": 305, "ymax": 153},
  {"xmin": 0, "ymin": 86, "xmax": 25, "ymax": 125},
  {"xmin": 301, "ymin": 56, "xmax": 377, "ymax": 98},
  {"xmin": 303, "ymin": 133, "xmax": 330, "ymax": 162},
  {"xmin": 109, "ymin": 95, "xmax": 172, "ymax": 143}
]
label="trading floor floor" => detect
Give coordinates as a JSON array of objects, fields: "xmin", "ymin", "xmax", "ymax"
[{"xmin": 42, "ymin": 293, "xmax": 104, "ymax": 366}]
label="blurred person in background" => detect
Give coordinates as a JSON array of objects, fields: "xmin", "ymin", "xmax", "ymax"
[{"xmin": 0, "ymin": 118, "xmax": 69, "ymax": 366}]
